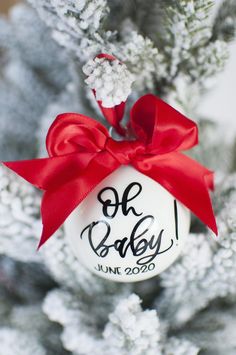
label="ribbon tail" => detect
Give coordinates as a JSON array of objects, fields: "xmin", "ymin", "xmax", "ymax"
[
  {"xmin": 38, "ymin": 151, "xmax": 120, "ymax": 248},
  {"xmin": 134, "ymin": 152, "xmax": 217, "ymax": 235},
  {"xmin": 2, "ymin": 153, "xmax": 97, "ymax": 191},
  {"xmin": 2, "ymin": 158, "xmax": 55, "ymax": 190},
  {"xmin": 205, "ymin": 170, "xmax": 214, "ymax": 191}
]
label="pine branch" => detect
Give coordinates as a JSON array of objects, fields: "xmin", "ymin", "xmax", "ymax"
[
  {"xmin": 43, "ymin": 291, "xmax": 199, "ymax": 355},
  {"xmin": 160, "ymin": 0, "xmax": 228, "ymax": 84}
]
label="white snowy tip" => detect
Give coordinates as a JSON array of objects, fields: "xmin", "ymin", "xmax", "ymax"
[{"xmin": 83, "ymin": 56, "xmax": 134, "ymax": 108}]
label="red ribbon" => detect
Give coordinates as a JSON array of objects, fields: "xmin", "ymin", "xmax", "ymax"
[{"xmin": 3, "ymin": 94, "xmax": 217, "ymax": 248}]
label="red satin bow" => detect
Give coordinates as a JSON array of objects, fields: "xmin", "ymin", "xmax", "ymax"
[{"xmin": 3, "ymin": 94, "xmax": 217, "ymax": 248}]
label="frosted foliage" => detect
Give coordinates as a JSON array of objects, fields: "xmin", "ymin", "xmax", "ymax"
[
  {"xmin": 43, "ymin": 289, "xmax": 118, "ymax": 354},
  {"xmin": 41, "ymin": 230, "xmax": 108, "ymax": 293},
  {"xmin": 43, "ymin": 291, "xmax": 198, "ymax": 355},
  {"xmin": 83, "ymin": 57, "xmax": 134, "ymax": 107},
  {"xmin": 187, "ymin": 40, "xmax": 228, "ymax": 84},
  {"xmin": 158, "ymin": 234, "xmax": 213, "ymax": 326},
  {"xmin": 164, "ymin": 0, "xmax": 212, "ymax": 78},
  {"xmin": 118, "ymin": 31, "xmax": 167, "ymax": 92},
  {"xmin": 0, "ymin": 166, "xmax": 40, "ymax": 262},
  {"xmin": 28, "ymin": 0, "xmax": 230, "ymax": 98},
  {"xmin": 103, "ymin": 294, "xmax": 162, "ymax": 355},
  {"xmin": 41, "ymin": 228, "xmax": 131, "ymax": 296},
  {"xmin": 0, "ymin": 73, "xmax": 49, "ymax": 160},
  {"xmin": 9, "ymin": 4, "xmax": 69, "ymax": 87},
  {"xmin": 28, "ymin": 0, "xmax": 111, "ymax": 60},
  {"xmin": 162, "ymin": 0, "xmax": 228, "ymax": 93},
  {"xmin": 163, "ymin": 337, "xmax": 199, "ymax": 355},
  {"xmin": 8, "ymin": 304, "xmax": 67, "ymax": 354},
  {"xmin": 181, "ymin": 304, "xmax": 236, "ymax": 354},
  {"xmin": 0, "ymin": 4, "xmax": 70, "ymax": 160},
  {"xmin": 10, "ymin": 305, "xmax": 47, "ymax": 333},
  {"xmin": 0, "ymin": 328, "xmax": 46, "ymax": 355},
  {"xmin": 0, "ymin": 292, "xmax": 66, "ymax": 355},
  {"xmin": 158, "ymin": 174, "xmax": 236, "ymax": 327},
  {"xmin": 49, "ymin": 0, "xmax": 108, "ymax": 32}
]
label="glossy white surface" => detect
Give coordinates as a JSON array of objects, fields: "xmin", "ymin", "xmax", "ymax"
[{"xmin": 64, "ymin": 166, "xmax": 190, "ymax": 282}]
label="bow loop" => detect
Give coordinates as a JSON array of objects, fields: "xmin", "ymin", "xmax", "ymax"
[
  {"xmin": 130, "ymin": 94, "xmax": 198, "ymax": 154},
  {"xmin": 46, "ymin": 113, "xmax": 109, "ymax": 157}
]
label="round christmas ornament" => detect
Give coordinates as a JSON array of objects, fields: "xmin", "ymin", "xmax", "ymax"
[
  {"xmin": 2, "ymin": 54, "xmax": 217, "ymax": 282},
  {"xmin": 65, "ymin": 166, "xmax": 190, "ymax": 281}
]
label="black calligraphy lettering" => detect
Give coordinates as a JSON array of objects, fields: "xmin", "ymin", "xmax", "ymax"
[
  {"xmin": 174, "ymin": 199, "xmax": 179, "ymax": 240},
  {"xmin": 80, "ymin": 220, "xmax": 113, "ymax": 258},
  {"xmin": 80, "ymin": 216, "xmax": 174, "ymax": 265},
  {"xmin": 80, "ymin": 183, "xmax": 180, "ymax": 267},
  {"xmin": 97, "ymin": 182, "xmax": 143, "ymax": 218}
]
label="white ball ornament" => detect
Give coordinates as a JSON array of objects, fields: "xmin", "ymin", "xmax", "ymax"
[{"xmin": 64, "ymin": 165, "xmax": 190, "ymax": 282}]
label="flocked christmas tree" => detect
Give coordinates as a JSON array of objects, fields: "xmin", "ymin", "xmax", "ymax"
[{"xmin": 0, "ymin": 0, "xmax": 236, "ymax": 354}]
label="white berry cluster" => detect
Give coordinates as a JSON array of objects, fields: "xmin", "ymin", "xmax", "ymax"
[{"xmin": 83, "ymin": 56, "xmax": 134, "ymax": 107}]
